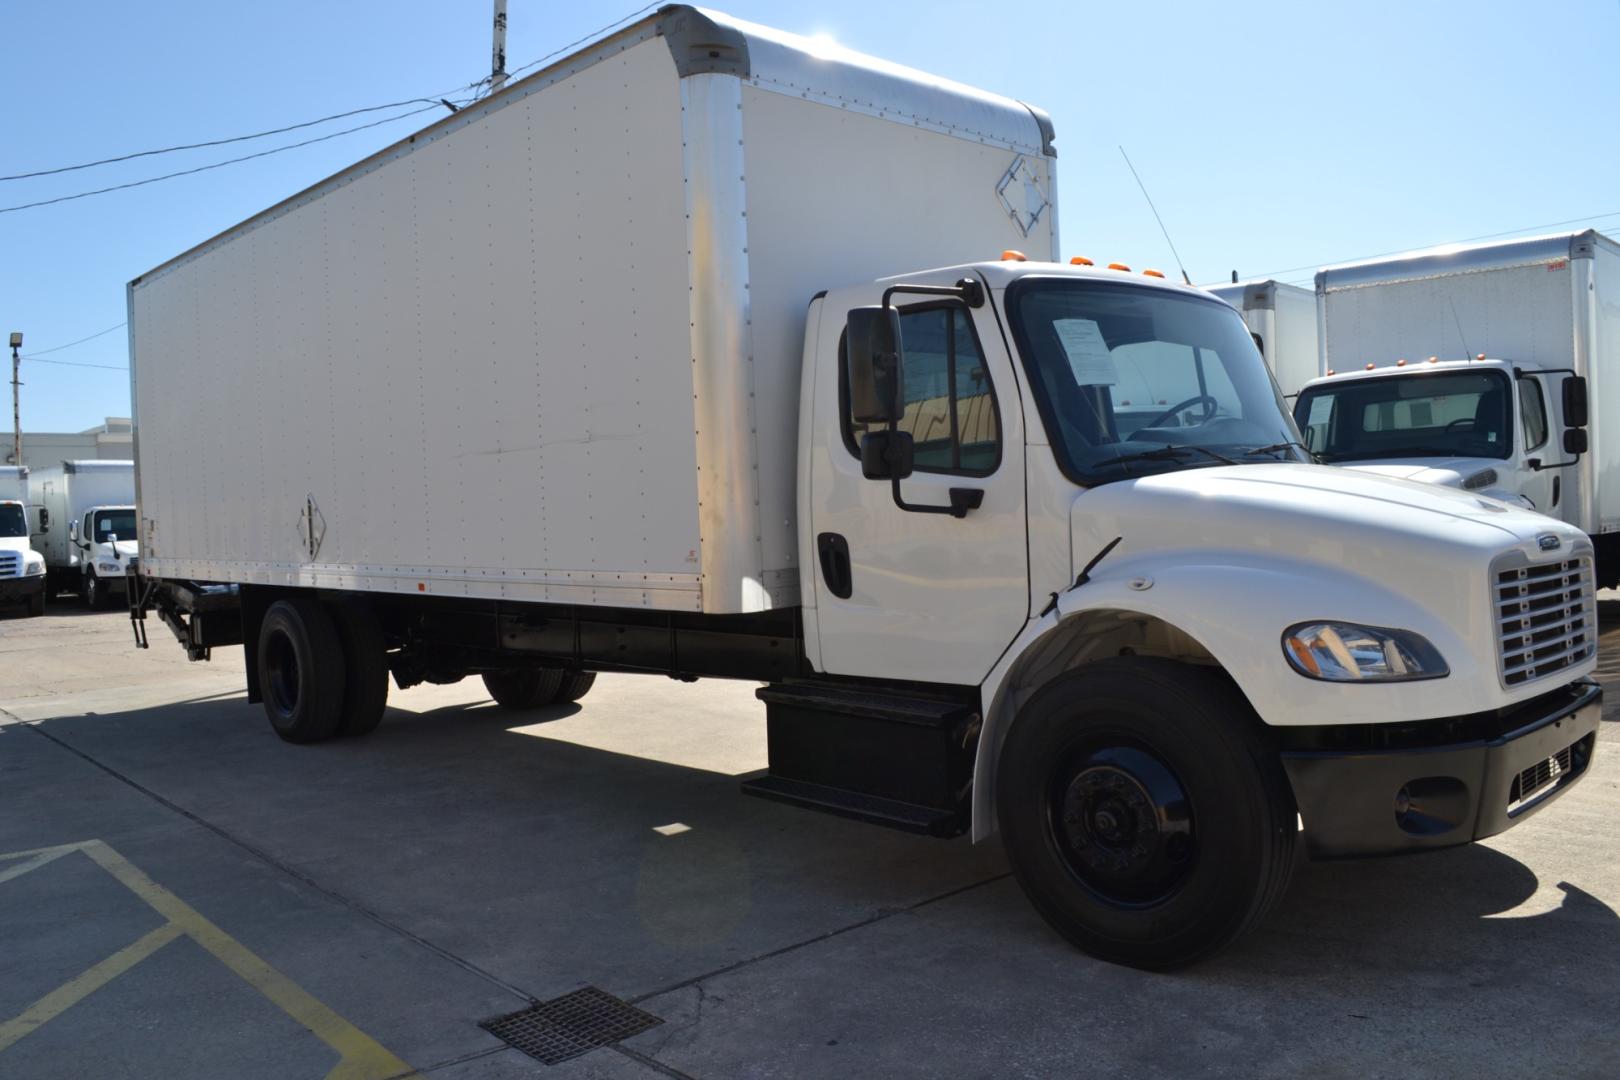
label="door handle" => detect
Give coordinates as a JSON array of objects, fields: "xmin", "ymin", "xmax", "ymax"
[{"xmin": 817, "ymin": 532, "xmax": 853, "ymax": 599}]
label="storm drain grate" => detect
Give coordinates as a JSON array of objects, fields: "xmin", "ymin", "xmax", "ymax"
[{"xmin": 481, "ymin": 986, "xmax": 663, "ymax": 1065}]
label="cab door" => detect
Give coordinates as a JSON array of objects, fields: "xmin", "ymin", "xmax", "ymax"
[
  {"xmin": 807, "ymin": 287, "xmax": 1029, "ymax": 685},
  {"xmin": 1516, "ymin": 374, "xmax": 1557, "ymax": 517}
]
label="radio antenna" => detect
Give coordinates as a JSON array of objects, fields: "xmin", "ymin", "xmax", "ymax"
[
  {"xmin": 1448, "ymin": 298, "xmax": 1474, "ymax": 362},
  {"xmin": 1119, "ymin": 146, "xmax": 1192, "ymax": 285}
]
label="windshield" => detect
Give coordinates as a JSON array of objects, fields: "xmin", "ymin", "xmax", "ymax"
[
  {"xmin": 93, "ymin": 509, "xmax": 137, "ymax": 542},
  {"xmin": 1006, "ymin": 279, "xmax": 1303, "ymax": 484},
  {"xmin": 1293, "ymin": 370, "xmax": 1511, "ymax": 463},
  {"xmin": 0, "ymin": 504, "xmax": 24, "ymax": 538}
]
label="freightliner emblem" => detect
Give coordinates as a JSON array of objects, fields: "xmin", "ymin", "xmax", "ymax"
[{"xmin": 1537, "ymin": 534, "xmax": 1562, "ymax": 552}]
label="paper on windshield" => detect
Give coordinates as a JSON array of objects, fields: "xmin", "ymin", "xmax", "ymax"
[{"xmin": 1053, "ymin": 319, "xmax": 1117, "ymax": 386}]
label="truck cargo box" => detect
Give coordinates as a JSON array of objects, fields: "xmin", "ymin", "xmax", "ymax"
[
  {"xmin": 1208, "ymin": 278, "xmax": 1319, "ymax": 397},
  {"xmin": 128, "ymin": 6, "xmax": 1057, "ymax": 614}
]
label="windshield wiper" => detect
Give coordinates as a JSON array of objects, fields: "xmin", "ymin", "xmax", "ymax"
[
  {"xmin": 1093, "ymin": 444, "xmax": 1237, "ymax": 469},
  {"xmin": 1241, "ymin": 440, "xmax": 1314, "ymax": 461}
]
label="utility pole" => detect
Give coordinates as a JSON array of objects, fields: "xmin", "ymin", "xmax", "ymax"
[
  {"xmin": 490, "ymin": 0, "xmax": 508, "ymax": 94},
  {"xmin": 8, "ymin": 332, "xmax": 20, "ymax": 467}
]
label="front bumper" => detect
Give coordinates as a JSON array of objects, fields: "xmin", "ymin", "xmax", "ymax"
[
  {"xmin": 0, "ymin": 575, "xmax": 46, "ymax": 604},
  {"xmin": 1281, "ymin": 680, "xmax": 1601, "ymax": 858}
]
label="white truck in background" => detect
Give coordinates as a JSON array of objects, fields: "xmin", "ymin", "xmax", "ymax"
[
  {"xmin": 1299, "ymin": 230, "xmax": 1619, "ymax": 584},
  {"xmin": 127, "ymin": 6, "xmax": 1601, "ymax": 969},
  {"xmin": 30, "ymin": 460, "xmax": 138, "ymax": 607},
  {"xmin": 1207, "ymin": 278, "xmax": 1320, "ymax": 397},
  {"xmin": 0, "ymin": 465, "xmax": 47, "ymax": 617}
]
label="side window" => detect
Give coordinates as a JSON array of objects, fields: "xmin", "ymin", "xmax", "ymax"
[
  {"xmin": 1519, "ymin": 377, "xmax": 1548, "ymax": 451},
  {"xmin": 844, "ymin": 305, "xmax": 999, "ymax": 476}
]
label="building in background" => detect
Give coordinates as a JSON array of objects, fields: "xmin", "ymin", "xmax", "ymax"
[{"xmin": 4, "ymin": 417, "xmax": 132, "ymax": 470}]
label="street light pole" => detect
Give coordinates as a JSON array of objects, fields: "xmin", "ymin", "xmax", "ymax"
[{"xmin": 8, "ymin": 332, "xmax": 20, "ymax": 467}]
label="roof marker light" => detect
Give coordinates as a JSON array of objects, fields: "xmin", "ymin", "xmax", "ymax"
[
  {"xmin": 1428, "ymin": 356, "xmax": 1438, "ymax": 363},
  {"xmin": 1143, "ymin": 268, "xmax": 1165, "ymax": 278},
  {"xmin": 1326, "ymin": 368, "xmax": 1336, "ymax": 375},
  {"xmin": 1001, "ymin": 249, "xmax": 1027, "ymax": 262},
  {"xmin": 1107, "ymin": 262, "xmax": 1131, "ymax": 272},
  {"xmin": 1396, "ymin": 358, "xmax": 1407, "ymax": 366},
  {"xmin": 1476, "ymin": 353, "xmax": 1486, "ymax": 361},
  {"xmin": 1365, "ymin": 363, "xmax": 1376, "ymax": 370},
  {"xmin": 1070, "ymin": 256, "xmax": 1094, "ymax": 266}
]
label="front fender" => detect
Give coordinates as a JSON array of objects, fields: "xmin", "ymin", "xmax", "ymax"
[{"xmin": 971, "ymin": 549, "xmax": 1496, "ymax": 841}]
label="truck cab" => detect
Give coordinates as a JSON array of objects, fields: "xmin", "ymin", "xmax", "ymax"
[
  {"xmin": 67, "ymin": 504, "xmax": 139, "ymax": 608},
  {"xmin": 0, "ymin": 499, "xmax": 47, "ymax": 617},
  {"xmin": 1293, "ymin": 358, "xmax": 1590, "ymax": 525}
]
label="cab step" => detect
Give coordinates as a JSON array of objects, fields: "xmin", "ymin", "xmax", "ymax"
[{"xmin": 741, "ymin": 681, "xmax": 982, "ymax": 838}]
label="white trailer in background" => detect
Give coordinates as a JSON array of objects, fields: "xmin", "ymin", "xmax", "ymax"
[
  {"xmin": 0, "ymin": 465, "xmax": 46, "ymax": 616},
  {"xmin": 127, "ymin": 6, "xmax": 1601, "ymax": 970},
  {"xmin": 1208, "ymin": 279, "xmax": 1319, "ymax": 397},
  {"xmin": 29, "ymin": 459, "xmax": 138, "ymax": 607},
  {"xmin": 1300, "ymin": 230, "xmax": 1620, "ymax": 583}
]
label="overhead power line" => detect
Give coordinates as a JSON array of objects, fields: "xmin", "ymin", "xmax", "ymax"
[
  {"xmin": 20, "ymin": 322, "xmax": 127, "ymax": 356},
  {"xmin": 0, "ymin": 89, "xmax": 477, "ymax": 183},
  {"xmin": 0, "ymin": 101, "xmax": 460, "ymax": 215},
  {"xmin": 23, "ymin": 355, "xmax": 128, "ymax": 372},
  {"xmin": 504, "ymin": 2, "xmax": 660, "ymax": 82}
]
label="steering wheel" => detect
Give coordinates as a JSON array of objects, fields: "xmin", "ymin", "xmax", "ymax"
[
  {"xmin": 1444, "ymin": 418, "xmax": 1476, "ymax": 432},
  {"xmin": 1141, "ymin": 394, "xmax": 1219, "ymax": 429}
]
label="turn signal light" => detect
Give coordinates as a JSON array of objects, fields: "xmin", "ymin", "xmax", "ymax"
[
  {"xmin": 1070, "ymin": 256, "xmax": 1094, "ymax": 266},
  {"xmin": 1107, "ymin": 262, "xmax": 1131, "ymax": 272},
  {"xmin": 1001, "ymin": 249, "xmax": 1027, "ymax": 262},
  {"xmin": 1143, "ymin": 269, "xmax": 1165, "ymax": 278}
]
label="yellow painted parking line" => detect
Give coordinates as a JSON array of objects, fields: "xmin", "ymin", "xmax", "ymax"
[
  {"xmin": 0, "ymin": 923, "xmax": 184, "ymax": 1054},
  {"xmin": 0, "ymin": 840, "xmax": 414, "ymax": 1080}
]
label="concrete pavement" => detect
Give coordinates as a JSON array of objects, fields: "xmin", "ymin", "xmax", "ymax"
[{"xmin": 1, "ymin": 603, "xmax": 1618, "ymax": 1078}]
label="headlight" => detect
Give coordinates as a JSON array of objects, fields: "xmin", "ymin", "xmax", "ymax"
[
  {"xmin": 24, "ymin": 558, "xmax": 45, "ymax": 576},
  {"xmin": 1282, "ymin": 622, "xmax": 1448, "ymax": 682},
  {"xmin": 98, "ymin": 562, "xmax": 121, "ymax": 574}
]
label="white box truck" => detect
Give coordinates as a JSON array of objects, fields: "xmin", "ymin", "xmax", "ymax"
[
  {"xmin": 0, "ymin": 465, "xmax": 47, "ymax": 616},
  {"xmin": 1207, "ymin": 278, "xmax": 1320, "ymax": 397},
  {"xmin": 30, "ymin": 459, "xmax": 138, "ymax": 607},
  {"xmin": 127, "ymin": 7, "xmax": 1601, "ymax": 969},
  {"xmin": 1298, "ymin": 230, "xmax": 1620, "ymax": 583}
]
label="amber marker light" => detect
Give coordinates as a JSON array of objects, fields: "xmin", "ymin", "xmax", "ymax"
[
  {"xmin": 1001, "ymin": 249, "xmax": 1027, "ymax": 261},
  {"xmin": 1143, "ymin": 268, "xmax": 1165, "ymax": 278},
  {"xmin": 1107, "ymin": 262, "xmax": 1131, "ymax": 272},
  {"xmin": 1070, "ymin": 256, "xmax": 1094, "ymax": 266}
]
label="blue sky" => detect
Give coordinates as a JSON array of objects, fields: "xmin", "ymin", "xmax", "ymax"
[{"xmin": 3, "ymin": 0, "xmax": 1617, "ymax": 431}]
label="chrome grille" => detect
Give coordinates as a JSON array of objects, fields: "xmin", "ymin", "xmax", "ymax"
[
  {"xmin": 0, "ymin": 550, "xmax": 18, "ymax": 577},
  {"xmin": 1495, "ymin": 554, "xmax": 1596, "ymax": 687}
]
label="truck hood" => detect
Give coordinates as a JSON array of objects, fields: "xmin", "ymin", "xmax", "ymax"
[
  {"xmin": 1335, "ymin": 456, "xmax": 1504, "ymax": 490},
  {"xmin": 1070, "ymin": 463, "xmax": 1579, "ymax": 597},
  {"xmin": 0, "ymin": 535, "xmax": 33, "ymax": 554},
  {"xmin": 93, "ymin": 539, "xmax": 139, "ymax": 561}
]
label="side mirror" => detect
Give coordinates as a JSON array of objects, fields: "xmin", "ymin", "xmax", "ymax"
[
  {"xmin": 68, "ymin": 520, "xmax": 78, "ymax": 543},
  {"xmin": 846, "ymin": 306, "xmax": 904, "ymax": 423},
  {"xmin": 1563, "ymin": 376, "xmax": 1589, "ymax": 428},
  {"xmin": 1564, "ymin": 428, "xmax": 1589, "ymax": 455},
  {"xmin": 860, "ymin": 430, "xmax": 914, "ymax": 481}
]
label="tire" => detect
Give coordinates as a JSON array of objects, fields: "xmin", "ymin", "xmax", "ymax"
[
  {"xmin": 327, "ymin": 601, "xmax": 389, "ymax": 737},
  {"xmin": 996, "ymin": 657, "xmax": 1297, "ymax": 970},
  {"xmin": 83, "ymin": 572, "xmax": 103, "ymax": 609},
  {"xmin": 25, "ymin": 592, "xmax": 44, "ymax": 617},
  {"xmin": 481, "ymin": 668, "xmax": 565, "ymax": 709},
  {"xmin": 256, "ymin": 598, "xmax": 347, "ymax": 743},
  {"xmin": 555, "ymin": 671, "xmax": 596, "ymax": 703}
]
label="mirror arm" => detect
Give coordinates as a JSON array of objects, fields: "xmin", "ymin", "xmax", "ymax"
[
  {"xmin": 1531, "ymin": 457, "xmax": 1581, "ymax": 471},
  {"xmin": 882, "ymin": 420, "xmax": 983, "ymax": 519},
  {"xmin": 881, "ymin": 278, "xmax": 984, "ymax": 310}
]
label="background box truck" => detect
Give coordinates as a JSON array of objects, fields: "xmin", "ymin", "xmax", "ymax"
[
  {"xmin": 128, "ymin": 6, "xmax": 1600, "ymax": 969},
  {"xmin": 0, "ymin": 465, "xmax": 47, "ymax": 616},
  {"xmin": 1299, "ymin": 230, "xmax": 1619, "ymax": 583},
  {"xmin": 30, "ymin": 459, "xmax": 138, "ymax": 607},
  {"xmin": 1208, "ymin": 278, "xmax": 1320, "ymax": 397}
]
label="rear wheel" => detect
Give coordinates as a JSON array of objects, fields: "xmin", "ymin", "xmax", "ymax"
[
  {"xmin": 555, "ymin": 671, "xmax": 596, "ymax": 703},
  {"xmin": 996, "ymin": 657, "xmax": 1297, "ymax": 970},
  {"xmin": 481, "ymin": 668, "xmax": 565, "ymax": 709},
  {"xmin": 328, "ymin": 601, "xmax": 389, "ymax": 737},
  {"xmin": 257, "ymin": 598, "xmax": 346, "ymax": 743}
]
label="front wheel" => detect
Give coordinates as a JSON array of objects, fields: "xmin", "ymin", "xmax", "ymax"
[
  {"xmin": 25, "ymin": 591, "xmax": 44, "ymax": 617},
  {"xmin": 481, "ymin": 668, "xmax": 565, "ymax": 709},
  {"xmin": 996, "ymin": 657, "xmax": 1297, "ymax": 970},
  {"xmin": 83, "ymin": 572, "xmax": 103, "ymax": 609}
]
